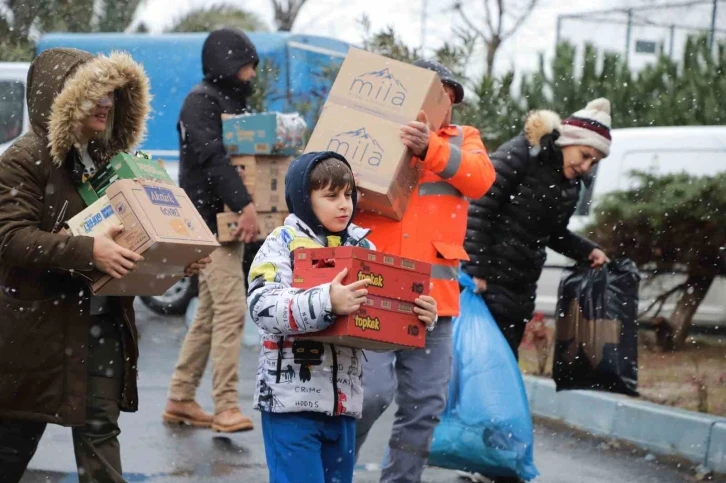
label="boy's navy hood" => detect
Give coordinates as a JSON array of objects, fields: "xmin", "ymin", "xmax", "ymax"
[{"xmin": 285, "ymin": 151, "xmax": 358, "ymax": 242}]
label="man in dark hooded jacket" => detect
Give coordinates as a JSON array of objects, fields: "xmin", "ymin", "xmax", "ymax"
[{"xmin": 163, "ymin": 28, "xmax": 259, "ymax": 433}]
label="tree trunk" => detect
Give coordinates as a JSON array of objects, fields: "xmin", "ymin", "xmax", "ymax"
[
  {"xmin": 272, "ymin": 0, "xmax": 306, "ymax": 32},
  {"xmin": 485, "ymin": 36, "xmax": 501, "ymax": 75},
  {"xmin": 276, "ymin": 15, "xmax": 293, "ymax": 32},
  {"xmin": 670, "ymin": 275, "xmax": 714, "ymax": 350}
]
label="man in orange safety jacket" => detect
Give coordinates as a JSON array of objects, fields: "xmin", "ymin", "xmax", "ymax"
[{"xmin": 354, "ymin": 59, "xmax": 496, "ymax": 483}]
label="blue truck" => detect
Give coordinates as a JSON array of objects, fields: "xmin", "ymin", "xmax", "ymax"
[
  {"xmin": 0, "ymin": 32, "xmax": 350, "ymax": 314},
  {"xmin": 36, "ymin": 32, "xmax": 350, "ymax": 171}
]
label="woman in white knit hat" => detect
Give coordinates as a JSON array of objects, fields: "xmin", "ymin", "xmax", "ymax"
[{"xmin": 463, "ymin": 98, "xmax": 612, "ymax": 367}]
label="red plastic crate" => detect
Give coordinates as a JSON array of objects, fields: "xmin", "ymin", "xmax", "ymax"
[{"xmin": 292, "ymin": 247, "xmax": 431, "ymax": 350}]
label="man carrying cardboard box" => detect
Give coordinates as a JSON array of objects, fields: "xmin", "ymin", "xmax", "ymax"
[
  {"xmin": 353, "ymin": 60, "xmax": 496, "ymax": 483},
  {"xmin": 164, "ymin": 28, "xmax": 260, "ymax": 432}
]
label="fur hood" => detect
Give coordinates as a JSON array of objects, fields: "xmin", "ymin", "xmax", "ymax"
[
  {"xmin": 28, "ymin": 48, "xmax": 151, "ymax": 166},
  {"xmin": 523, "ymin": 109, "xmax": 561, "ymax": 148}
]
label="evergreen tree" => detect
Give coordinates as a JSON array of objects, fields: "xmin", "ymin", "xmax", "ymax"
[
  {"xmin": 586, "ymin": 171, "xmax": 726, "ymax": 349},
  {"xmin": 0, "ymin": 0, "xmax": 144, "ymax": 61},
  {"xmin": 169, "ymin": 6, "xmax": 268, "ymax": 33}
]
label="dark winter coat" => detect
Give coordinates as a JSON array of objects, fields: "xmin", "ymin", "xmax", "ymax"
[
  {"xmin": 463, "ymin": 110, "xmax": 599, "ymax": 325},
  {"xmin": 0, "ymin": 48, "xmax": 150, "ymax": 426},
  {"xmin": 178, "ymin": 28, "xmax": 259, "ymax": 234}
]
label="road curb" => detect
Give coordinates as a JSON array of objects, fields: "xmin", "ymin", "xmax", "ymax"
[
  {"xmin": 707, "ymin": 422, "xmax": 726, "ymax": 473},
  {"xmin": 524, "ymin": 375, "xmax": 726, "ymax": 472}
]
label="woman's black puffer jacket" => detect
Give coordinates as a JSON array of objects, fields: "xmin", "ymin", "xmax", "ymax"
[{"xmin": 463, "ymin": 110, "xmax": 598, "ymax": 326}]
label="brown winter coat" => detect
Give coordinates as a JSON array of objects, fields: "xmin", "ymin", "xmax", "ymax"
[{"xmin": 0, "ymin": 48, "xmax": 150, "ymax": 426}]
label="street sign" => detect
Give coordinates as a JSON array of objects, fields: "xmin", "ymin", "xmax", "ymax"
[{"xmin": 635, "ymin": 40, "xmax": 657, "ymax": 54}]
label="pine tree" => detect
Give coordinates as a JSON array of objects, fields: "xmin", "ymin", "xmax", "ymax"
[
  {"xmin": 457, "ymin": 36, "xmax": 726, "ymax": 151},
  {"xmin": 1, "ymin": 0, "xmax": 145, "ymax": 61}
]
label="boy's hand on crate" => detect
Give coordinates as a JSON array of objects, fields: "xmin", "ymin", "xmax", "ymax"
[
  {"xmin": 329, "ymin": 268, "xmax": 370, "ymax": 315},
  {"xmin": 92, "ymin": 225, "xmax": 144, "ymax": 279},
  {"xmin": 414, "ymin": 295, "xmax": 438, "ymax": 328}
]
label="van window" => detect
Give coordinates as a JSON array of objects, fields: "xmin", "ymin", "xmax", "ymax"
[
  {"xmin": 621, "ymin": 150, "xmax": 725, "ymax": 190},
  {"xmin": 574, "ymin": 164, "xmax": 599, "ymax": 216},
  {"xmin": 0, "ymin": 81, "xmax": 25, "ymax": 145}
]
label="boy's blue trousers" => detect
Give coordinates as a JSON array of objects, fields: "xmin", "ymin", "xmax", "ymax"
[{"xmin": 261, "ymin": 410, "xmax": 356, "ymax": 483}]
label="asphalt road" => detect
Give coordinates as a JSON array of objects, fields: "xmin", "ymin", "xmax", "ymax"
[{"xmin": 20, "ymin": 301, "xmax": 719, "ymax": 483}]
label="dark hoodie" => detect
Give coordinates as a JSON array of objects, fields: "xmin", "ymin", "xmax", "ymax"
[
  {"xmin": 178, "ymin": 28, "xmax": 259, "ymax": 234},
  {"xmin": 203, "ymin": 28, "xmax": 259, "ymax": 91},
  {"xmin": 285, "ymin": 151, "xmax": 358, "ymax": 245}
]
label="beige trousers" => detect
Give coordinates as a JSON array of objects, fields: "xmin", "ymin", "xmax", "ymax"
[{"xmin": 168, "ymin": 243, "xmax": 247, "ymax": 413}]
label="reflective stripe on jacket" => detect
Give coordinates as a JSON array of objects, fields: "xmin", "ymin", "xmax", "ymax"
[{"xmin": 354, "ymin": 124, "xmax": 495, "ymax": 316}]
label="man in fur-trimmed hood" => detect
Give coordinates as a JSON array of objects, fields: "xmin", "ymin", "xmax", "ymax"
[{"xmin": 0, "ymin": 47, "xmax": 207, "ymax": 482}]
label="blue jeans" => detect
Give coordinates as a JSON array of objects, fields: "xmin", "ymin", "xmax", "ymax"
[
  {"xmin": 261, "ymin": 411, "xmax": 356, "ymax": 483},
  {"xmin": 355, "ymin": 318, "xmax": 453, "ymax": 483}
]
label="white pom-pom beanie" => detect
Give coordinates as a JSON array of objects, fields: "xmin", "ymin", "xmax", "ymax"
[{"xmin": 556, "ymin": 98, "xmax": 612, "ymax": 157}]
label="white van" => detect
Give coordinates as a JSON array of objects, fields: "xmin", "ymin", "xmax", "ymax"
[
  {"xmin": 0, "ymin": 62, "xmax": 30, "ymax": 156},
  {"xmin": 536, "ymin": 126, "xmax": 726, "ymax": 328}
]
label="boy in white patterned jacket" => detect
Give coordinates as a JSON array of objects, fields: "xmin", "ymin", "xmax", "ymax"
[{"xmin": 247, "ymin": 151, "xmax": 437, "ymax": 483}]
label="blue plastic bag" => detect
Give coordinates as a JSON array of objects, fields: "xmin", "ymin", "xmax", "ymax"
[{"xmin": 428, "ymin": 272, "xmax": 539, "ymax": 481}]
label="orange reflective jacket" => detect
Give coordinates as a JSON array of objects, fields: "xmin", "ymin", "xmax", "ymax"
[{"xmin": 354, "ymin": 125, "xmax": 495, "ymax": 316}]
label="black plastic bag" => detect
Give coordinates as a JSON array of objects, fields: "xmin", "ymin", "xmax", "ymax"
[{"xmin": 553, "ymin": 259, "xmax": 640, "ymax": 396}]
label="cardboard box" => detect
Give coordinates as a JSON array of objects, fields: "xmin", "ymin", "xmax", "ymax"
[
  {"xmin": 216, "ymin": 211, "xmax": 288, "ymax": 243},
  {"xmin": 216, "ymin": 211, "xmax": 238, "ymax": 243},
  {"xmin": 305, "ymin": 48, "xmax": 451, "ymax": 220},
  {"xmin": 223, "ymin": 112, "xmax": 306, "ymax": 156},
  {"xmin": 259, "ymin": 212, "xmax": 288, "ymax": 239},
  {"xmin": 305, "ymin": 104, "xmax": 420, "ymax": 220},
  {"xmin": 325, "ymin": 48, "xmax": 451, "ymax": 127},
  {"xmin": 292, "ymin": 247, "xmax": 431, "ymax": 350},
  {"xmin": 230, "ymin": 155, "xmax": 292, "ymax": 212},
  {"xmin": 72, "ymin": 179, "xmax": 219, "ymax": 296},
  {"xmin": 65, "ymin": 195, "xmax": 123, "ymax": 237},
  {"xmin": 79, "ymin": 152, "xmax": 175, "ymax": 205}
]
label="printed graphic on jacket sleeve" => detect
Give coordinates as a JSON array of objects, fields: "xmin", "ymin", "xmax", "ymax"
[
  {"xmin": 306, "ymin": 287, "xmax": 321, "ymax": 319},
  {"xmin": 249, "ymin": 261, "xmax": 281, "ymax": 284},
  {"xmin": 291, "ymin": 286, "xmax": 330, "ymax": 332}
]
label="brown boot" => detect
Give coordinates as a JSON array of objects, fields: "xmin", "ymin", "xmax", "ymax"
[
  {"xmin": 212, "ymin": 408, "xmax": 254, "ymax": 433},
  {"xmin": 162, "ymin": 400, "xmax": 214, "ymax": 428}
]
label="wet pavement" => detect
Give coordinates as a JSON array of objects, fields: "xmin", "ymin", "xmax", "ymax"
[{"xmin": 20, "ymin": 301, "xmax": 720, "ymax": 483}]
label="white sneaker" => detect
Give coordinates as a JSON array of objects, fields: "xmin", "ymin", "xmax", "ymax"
[{"xmin": 456, "ymin": 470, "xmax": 493, "ymax": 483}]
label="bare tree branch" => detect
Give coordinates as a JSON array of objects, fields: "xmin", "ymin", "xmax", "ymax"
[
  {"xmin": 501, "ymin": 0, "xmax": 539, "ymax": 40},
  {"xmin": 456, "ymin": 0, "xmax": 541, "ymax": 73},
  {"xmin": 456, "ymin": 2, "xmax": 486, "ymax": 41},
  {"xmin": 481, "ymin": 0, "xmax": 495, "ymax": 36},
  {"xmin": 453, "ymin": 25, "xmax": 478, "ymax": 61},
  {"xmin": 638, "ymin": 282, "xmax": 687, "ymax": 319},
  {"xmin": 496, "ymin": 0, "xmax": 504, "ymax": 36}
]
